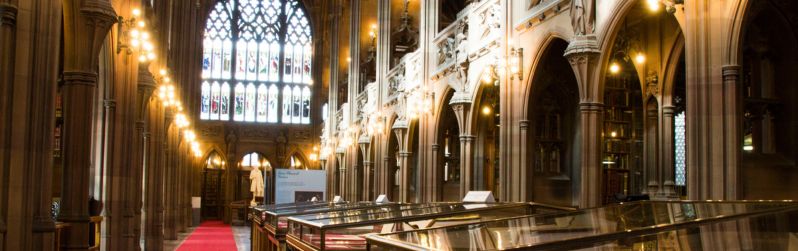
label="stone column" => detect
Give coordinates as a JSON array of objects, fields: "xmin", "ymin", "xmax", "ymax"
[
  {"xmin": 124, "ymin": 62, "xmax": 154, "ymax": 250},
  {"xmin": 449, "ymin": 94, "xmax": 473, "ymax": 199},
  {"xmin": 660, "ymin": 105, "xmax": 677, "ymax": 198},
  {"xmin": 358, "ymin": 135, "xmax": 372, "ymax": 201},
  {"xmin": 392, "ymin": 120, "xmax": 409, "ymax": 202},
  {"xmin": 517, "ymin": 119, "xmax": 530, "ymax": 201},
  {"xmin": 564, "ymin": 36, "xmax": 602, "ymax": 208},
  {"xmin": 428, "ymin": 144, "xmax": 440, "ymax": 201},
  {"xmin": 0, "ymin": 3, "xmax": 16, "ymax": 247},
  {"xmin": 163, "ymin": 111, "xmax": 177, "ymax": 240},
  {"xmin": 143, "ymin": 103, "xmax": 161, "ymax": 250},
  {"xmin": 59, "ymin": 1, "xmax": 116, "ymax": 249},
  {"xmin": 335, "ymin": 148, "xmax": 346, "ymax": 199}
]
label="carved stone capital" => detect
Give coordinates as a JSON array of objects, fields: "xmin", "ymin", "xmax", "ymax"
[
  {"xmin": 103, "ymin": 99, "xmax": 116, "ymax": 108},
  {"xmin": 662, "ymin": 105, "xmax": 676, "ymax": 116},
  {"xmin": 519, "ymin": 119, "xmax": 530, "ymax": 130},
  {"xmin": 578, "ymin": 102, "xmax": 604, "ymax": 112},
  {"xmin": 0, "ymin": 3, "xmax": 18, "ymax": 26},
  {"xmin": 722, "ymin": 65, "xmax": 742, "ymax": 82}
]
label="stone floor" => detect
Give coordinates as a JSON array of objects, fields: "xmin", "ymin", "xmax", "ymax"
[{"xmin": 160, "ymin": 225, "xmax": 251, "ymax": 251}]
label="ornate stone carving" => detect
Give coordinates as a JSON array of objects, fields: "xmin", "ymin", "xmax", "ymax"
[
  {"xmin": 200, "ymin": 125, "xmax": 222, "ymax": 137},
  {"xmin": 570, "ymin": 0, "xmax": 595, "ymax": 36},
  {"xmin": 480, "ymin": 3, "xmax": 501, "ymax": 38},
  {"xmin": 646, "ymin": 71, "xmax": 659, "ymax": 97}
]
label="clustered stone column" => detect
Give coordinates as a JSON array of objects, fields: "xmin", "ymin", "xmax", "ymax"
[
  {"xmin": 564, "ymin": 36, "xmax": 602, "ymax": 208},
  {"xmin": 392, "ymin": 120, "xmax": 410, "ymax": 202},
  {"xmin": 449, "ymin": 94, "xmax": 473, "ymax": 199},
  {"xmin": 59, "ymin": 1, "xmax": 116, "ymax": 249}
]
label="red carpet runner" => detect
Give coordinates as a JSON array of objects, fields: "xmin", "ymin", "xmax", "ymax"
[{"xmin": 176, "ymin": 221, "xmax": 238, "ymax": 251}]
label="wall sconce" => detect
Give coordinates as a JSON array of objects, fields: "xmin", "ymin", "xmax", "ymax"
[
  {"xmin": 406, "ymin": 88, "xmax": 434, "ymax": 120},
  {"xmin": 509, "ymin": 47, "xmax": 523, "ymax": 80},
  {"xmin": 647, "ymin": 0, "xmax": 681, "ymax": 14},
  {"xmin": 117, "ymin": 8, "xmax": 156, "ymax": 62}
]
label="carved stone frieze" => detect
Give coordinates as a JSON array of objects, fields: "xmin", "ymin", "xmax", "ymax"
[{"xmin": 199, "ymin": 124, "xmax": 222, "ymax": 137}]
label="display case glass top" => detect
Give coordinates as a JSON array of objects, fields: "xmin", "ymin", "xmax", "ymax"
[
  {"xmin": 365, "ymin": 201, "xmax": 798, "ymax": 251},
  {"xmin": 286, "ymin": 203, "xmax": 572, "ymax": 251}
]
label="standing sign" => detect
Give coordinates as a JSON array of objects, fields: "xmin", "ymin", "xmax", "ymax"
[{"xmin": 274, "ymin": 169, "xmax": 326, "ymax": 204}]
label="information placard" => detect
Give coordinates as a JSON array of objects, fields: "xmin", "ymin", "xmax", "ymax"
[{"xmin": 275, "ymin": 169, "xmax": 326, "ymax": 204}]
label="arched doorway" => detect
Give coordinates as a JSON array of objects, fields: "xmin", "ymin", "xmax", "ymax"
[
  {"xmin": 600, "ymin": 1, "xmax": 685, "ymax": 203},
  {"xmin": 288, "ymin": 153, "xmax": 307, "ymax": 169},
  {"xmin": 474, "ymin": 75, "xmax": 500, "ymax": 197},
  {"xmin": 739, "ymin": 0, "xmax": 798, "ymax": 200},
  {"xmin": 201, "ymin": 151, "xmax": 226, "ymax": 219},
  {"xmin": 239, "ymin": 152, "xmax": 271, "ymax": 203},
  {"xmin": 527, "ymin": 39, "xmax": 579, "ymax": 207},
  {"xmin": 438, "ymin": 90, "xmax": 461, "ymax": 201}
]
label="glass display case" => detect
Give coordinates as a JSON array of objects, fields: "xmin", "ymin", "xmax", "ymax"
[
  {"xmin": 286, "ymin": 203, "xmax": 572, "ymax": 251},
  {"xmin": 252, "ymin": 202, "xmax": 396, "ymax": 251},
  {"xmin": 365, "ymin": 201, "xmax": 798, "ymax": 251}
]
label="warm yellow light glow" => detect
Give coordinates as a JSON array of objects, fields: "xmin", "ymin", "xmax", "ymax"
[
  {"xmin": 346, "ymin": 57, "xmax": 351, "ymax": 62},
  {"xmin": 138, "ymin": 55, "xmax": 147, "ymax": 62},
  {"xmin": 482, "ymin": 73, "xmax": 493, "ymax": 84},
  {"xmin": 611, "ymin": 131, "xmax": 617, "ymax": 137},
  {"xmin": 137, "ymin": 21, "xmax": 146, "ymax": 28},
  {"xmin": 164, "ymin": 76, "xmax": 171, "ymax": 82},
  {"xmin": 646, "ymin": 0, "xmax": 660, "ymax": 12},
  {"xmin": 482, "ymin": 106, "xmax": 492, "ymax": 115},
  {"xmin": 308, "ymin": 79, "xmax": 314, "ymax": 85},
  {"xmin": 609, "ymin": 62, "xmax": 621, "ymax": 74},
  {"xmin": 635, "ymin": 53, "xmax": 646, "ymax": 64},
  {"xmin": 141, "ymin": 32, "xmax": 150, "ymax": 40},
  {"xmin": 130, "ymin": 29, "xmax": 140, "ymax": 38},
  {"xmin": 147, "ymin": 52, "xmax": 156, "ymax": 60},
  {"xmin": 130, "ymin": 39, "xmax": 140, "ymax": 48},
  {"xmin": 369, "ymin": 31, "xmax": 375, "ymax": 38},
  {"xmin": 371, "ymin": 23, "xmax": 377, "ymax": 30},
  {"xmin": 309, "ymin": 153, "xmax": 318, "ymax": 161},
  {"xmin": 132, "ymin": 8, "xmax": 141, "ymax": 17}
]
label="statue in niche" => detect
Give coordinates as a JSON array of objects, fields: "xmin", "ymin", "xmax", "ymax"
[
  {"xmin": 570, "ymin": 0, "xmax": 595, "ymax": 36},
  {"xmin": 454, "ymin": 20, "xmax": 469, "ymax": 62},
  {"xmin": 250, "ymin": 165, "xmax": 264, "ymax": 206}
]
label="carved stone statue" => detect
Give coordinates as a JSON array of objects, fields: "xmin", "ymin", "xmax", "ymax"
[
  {"xmin": 250, "ymin": 165, "xmax": 264, "ymax": 206},
  {"xmin": 571, "ymin": 0, "xmax": 595, "ymax": 36}
]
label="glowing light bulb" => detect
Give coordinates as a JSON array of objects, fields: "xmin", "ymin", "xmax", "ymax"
[
  {"xmin": 647, "ymin": 0, "xmax": 660, "ymax": 12},
  {"xmin": 132, "ymin": 8, "xmax": 141, "ymax": 17},
  {"xmin": 137, "ymin": 21, "xmax": 146, "ymax": 28},
  {"xmin": 635, "ymin": 53, "xmax": 646, "ymax": 64},
  {"xmin": 611, "ymin": 131, "xmax": 617, "ymax": 137},
  {"xmin": 138, "ymin": 55, "xmax": 147, "ymax": 62},
  {"xmin": 609, "ymin": 62, "xmax": 621, "ymax": 74},
  {"xmin": 160, "ymin": 69, "xmax": 167, "ymax": 76},
  {"xmin": 482, "ymin": 106, "xmax": 492, "ymax": 115}
]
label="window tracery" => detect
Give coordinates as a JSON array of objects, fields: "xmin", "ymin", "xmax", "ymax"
[{"xmin": 201, "ymin": 0, "xmax": 312, "ymax": 124}]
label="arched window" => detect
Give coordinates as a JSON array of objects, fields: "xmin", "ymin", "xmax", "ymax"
[{"xmin": 201, "ymin": 0, "xmax": 313, "ymax": 123}]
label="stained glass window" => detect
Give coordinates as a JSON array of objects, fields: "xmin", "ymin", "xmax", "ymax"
[
  {"xmin": 245, "ymin": 83, "xmax": 257, "ymax": 122},
  {"xmin": 675, "ymin": 111, "xmax": 686, "ymax": 186},
  {"xmin": 220, "ymin": 82, "xmax": 230, "ymax": 120},
  {"xmin": 268, "ymin": 84, "xmax": 279, "ymax": 122},
  {"xmin": 283, "ymin": 86, "xmax": 292, "ymax": 123},
  {"xmin": 201, "ymin": 0, "xmax": 313, "ymax": 124},
  {"xmin": 210, "ymin": 82, "xmax": 221, "ymax": 120},
  {"xmin": 234, "ymin": 83, "xmax": 245, "ymax": 121},
  {"xmin": 257, "ymin": 84, "xmax": 268, "ymax": 122},
  {"xmin": 201, "ymin": 82, "xmax": 210, "ymax": 120}
]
